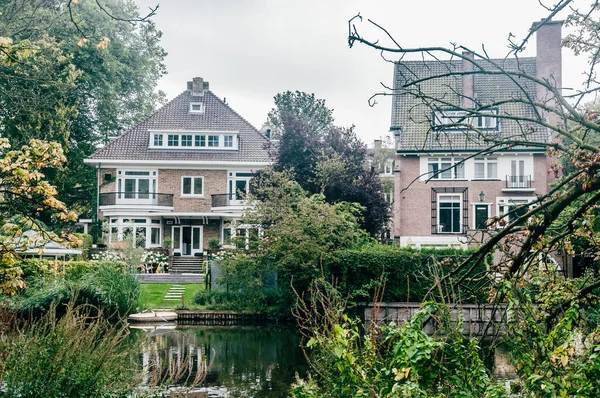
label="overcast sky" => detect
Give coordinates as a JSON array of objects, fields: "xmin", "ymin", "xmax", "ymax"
[{"xmin": 134, "ymin": 0, "xmax": 586, "ymax": 145}]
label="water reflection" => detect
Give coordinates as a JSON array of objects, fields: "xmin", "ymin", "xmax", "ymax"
[{"xmin": 135, "ymin": 325, "xmax": 308, "ymax": 398}]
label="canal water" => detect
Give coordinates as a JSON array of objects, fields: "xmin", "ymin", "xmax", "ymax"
[{"xmin": 133, "ymin": 325, "xmax": 308, "ymax": 397}]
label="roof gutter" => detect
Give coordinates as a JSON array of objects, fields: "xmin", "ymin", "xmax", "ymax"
[{"xmin": 84, "ymin": 159, "xmax": 273, "ymax": 167}]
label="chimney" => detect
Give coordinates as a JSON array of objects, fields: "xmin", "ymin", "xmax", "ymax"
[
  {"xmin": 188, "ymin": 77, "xmax": 209, "ymax": 97},
  {"xmin": 461, "ymin": 51, "xmax": 474, "ymax": 108},
  {"xmin": 532, "ymin": 20, "xmax": 563, "ymax": 103},
  {"xmin": 374, "ymin": 139, "xmax": 382, "ymax": 151}
]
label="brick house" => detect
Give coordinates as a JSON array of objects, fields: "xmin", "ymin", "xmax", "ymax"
[
  {"xmin": 391, "ymin": 21, "xmax": 562, "ymax": 248},
  {"xmin": 367, "ymin": 139, "xmax": 395, "ymax": 242},
  {"xmin": 85, "ymin": 77, "xmax": 271, "ymax": 261}
]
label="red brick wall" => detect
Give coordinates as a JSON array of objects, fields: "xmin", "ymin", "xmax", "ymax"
[{"xmin": 394, "ymin": 153, "xmax": 550, "ymax": 239}]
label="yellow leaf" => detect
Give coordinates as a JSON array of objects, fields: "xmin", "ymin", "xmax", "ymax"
[
  {"xmin": 561, "ymin": 355, "xmax": 568, "ymax": 367},
  {"xmin": 77, "ymin": 37, "xmax": 88, "ymax": 47}
]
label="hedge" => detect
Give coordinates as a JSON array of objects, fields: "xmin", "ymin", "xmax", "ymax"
[{"xmin": 324, "ymin": 245, "xmax": 490, "ymax": 304}]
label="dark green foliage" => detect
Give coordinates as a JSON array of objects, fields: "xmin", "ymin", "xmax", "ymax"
[
  {"xmin": 12, "ymin": 260, "xmax": 139, "ymax": 319},
  {"xmin": 324, "ymin": 245, "xmax": 489, "ymax": 304},
  {"xmin": 194, "ymin": 289, "xmax": 288, "ymax": 319},
  {"xmin": 73, "ymin": 232, "xmax": 93, "ymax": 259},
  {"xmin": 268, "ymin": 91, "xmax": 390, "ymax": 236}
]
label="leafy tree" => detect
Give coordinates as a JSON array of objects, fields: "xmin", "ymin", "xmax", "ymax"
[
  {"xmin": 0, "ymin": 139, "xmax": 78, "ymax": 295},
  {"xmin": 0, "ymin": 0, "xmax": 167, "ymax": 215},
  {"xmin": 219, "ymin": 170, "xmax": 372, "ymax": 312},
  {"xmin": 268, "ymin": 91, "xmax": 390, "ymax": 236}
]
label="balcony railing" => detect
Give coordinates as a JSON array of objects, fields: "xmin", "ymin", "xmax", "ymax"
[
  {"xmin": 505, "ymin": 175, "xmax": 531, "ymax": 189},
  {"xmin": 99, "ymin": 192, "xmax": 174, "ymax": 207},
  {"xmin": 211, "ymin": 193, "xmax": 246, "ymax": 207}
]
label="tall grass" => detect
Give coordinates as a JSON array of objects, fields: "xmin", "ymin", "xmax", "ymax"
[
  {"xmin": 0, "ymin": 302, "xmax": 139, "ymax": 398},
  {"xmin": 13, "ymin": 261, "xmax": 139, "ymax": 319}
]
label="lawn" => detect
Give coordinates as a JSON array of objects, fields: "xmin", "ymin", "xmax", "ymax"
[{"xmin": 139, "ymin": 283, "xmax": 206, "ymax": 310}]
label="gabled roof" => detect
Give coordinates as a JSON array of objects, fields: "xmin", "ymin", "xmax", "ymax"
[
  {"xmin": 87, "ymin": 83, "xmax": 271, "ymax": 163},
  {"xmin": 391, "ymin": 57, "xmax": 549, "ymax": 153}
]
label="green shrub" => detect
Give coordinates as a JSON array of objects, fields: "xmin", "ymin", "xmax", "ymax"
[
  {"xmin": 324, "ymin": 245, "xmax": 489, "ymax": 304},
  {"xmin": 73, "ymin": 232, "xmax": 93, "ymax": 259},
  {"xmin": 13, "ymin": 261, "xmax": 139, "ymax": 319},
  {"xmin": 0, "ymin": 302, "xmax": 139, "ymax": 398},
  {"xmin": 15, "ymin": 258, "xmax": 54, "ymax": 279}
]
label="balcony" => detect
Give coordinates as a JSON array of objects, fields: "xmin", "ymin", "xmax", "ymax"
[
  {"xmin": 503, "ymin": 175, "xmax": 534, "ymax": 192},
  {"xmin": 99, "ymin": 192, "xmax": 174, "ymax": 207},
  {"xmin": 211, "ymin": 193, "xmax": 246, "ymax": 212}
]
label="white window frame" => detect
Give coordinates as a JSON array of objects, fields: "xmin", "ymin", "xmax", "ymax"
[
  {"xmin": 383, "ymin": 160, "xmax": 394, "ymax": 175},
  {"xmin": 428, "ymin": 157, "xmax": 465, "ymax": 180},
  {"xmin": 167, "ymin": 134, "xmax": 179, "ymax": 147},
  {"xmin": 208, "ymin": 135, "xmax": 219, "ymax": 147},
  {"xmin": 189, "ymin": 102, "xmax": 205, "ymax": 114},
  {"xmin": 181, "ymin": 134, "xmax": 193, "ymax": 147},
  {"xmin": 222, "ymin": 223, "xmax": 262, "ymax": 250},
  {"xmin": 433, "ymin": 109, "xmax": 499, "ymax": 131},
  {"xmin": 108, "ymin": 217, "xmax": 162, "ymax": 248},
  {"xmin": 116, "ymin": 169, "xmax": 158, "ymax": 204},
  {"xmin": 496, "ymin": 196, "xmax": 536, "ymax": 227},
  {"xmin": 473, "ymin": 157, "xmax": 498, "ymax": 179},
  {"xmin": 181, "ymin": 176, "xmax": 204, "ymax": 197},
  {"xmin": 437, "ymin": 193, "xmax": 463, "ymax": 234},
  {"xmin": 148, "ymin": 130, "xmax": 239, "ymax": 150}
]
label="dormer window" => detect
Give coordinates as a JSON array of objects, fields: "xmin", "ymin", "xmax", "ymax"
[
  {"xmin": 149, "ymin": 130, "xmax": 239, "ymax": 150},
  {"xmin": 208, "ymin": 135, "xmax": 219, "ymax": 147},
  {"xmin": 181, "ymin": 135, "xmax": 193, "ymax": 147},
  {"xmin": 195, "ymin": 135, "xmax": 206, "ymax": 147},
  {"xmin": 167, "ymin": 135, "xmax": 179, "ymax": 147},
  {"xmin": 189, "ymin": 102, "xmax": 205, "ymax": 114},
  {"xmin": 433, "ymin": 108, "xmax": 499, "ymax": 131}
]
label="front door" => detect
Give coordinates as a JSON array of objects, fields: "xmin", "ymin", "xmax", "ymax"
[{"xmin": 172, "ymin": 226, "xmax": 203, "ymax": 256}]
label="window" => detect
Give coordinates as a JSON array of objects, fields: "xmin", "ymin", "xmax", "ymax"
[
  {"xmin": 189, "ymin": 103, "xmax": 204, "ymax": 113},
  {"xmin": 438, "ymin": 194, "xmax": 462, "ymax": 233},
  {"xmin": 433, "ymin": 109, "xmax": 498, "ymax": 131},
  {"xmin": 107, "ymin": 218, "xmax": 162, "ymax": 248},
  {"xmin": 181, "ymin": 135, "xmax": 192, "ymax": 147},
  {"xmin": 208, "ymin": 135, "xmax": 219, "ymax": 147},
  {"xmin": 474, "ymin": 204, "xmax": 490, "ymax": 229},
  {"xmin": 474, "ymin": 157, "xmax": 498, "ymax": 179},
  {"xmin": 431, "ymin": 187, "xmax": 468, "ymax": 234},
  {"xmin": 149, "ymin": 131, "xmax": 238, "ymax": 149},
  {"xmin": 497, "ymin": 198, "xmax": 534, "ymax": 226},
  {"xmin": 182, "ymin": 176, "xmax": 204, "ymax": 196},
  {"xmin": 223, "ymin": 228, "xmax": 232, "ymax": 245},
  {"xmin": 433, "ymin": 110, "xmax": 469, "ymax": 129},
  {"xmin": 117, "ymin": 170, "xmax": 157, "ymax": 202},
  {"xmin": 508, "ymin": 160, "xmax": 527, "ymax": 187},
  {"xmin": 474, "ymin": 112, "xmax": 498, "ymax": 129},
  {"xmin": 151, "ymin": 227, "xmax": 160, "ymax": 245},
  {"xmin": 428, "ymin": 158, "xmax": 464, "ymax": 179},
  {"xmin": 383, "ymin": 161, "xmax": 393, "ymax": 175},
  {"xmin": 168, "ymin": 135, "xmax": 179, "ymax": 147}
]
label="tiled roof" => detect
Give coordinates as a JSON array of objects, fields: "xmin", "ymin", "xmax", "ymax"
[
  {"xmin": 88, "ymin": 88, "xmax": 271, "ymax": 163},
  {"xmin": 391, "ymin": 57, "xmax": 548, "ymax": 152}
]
